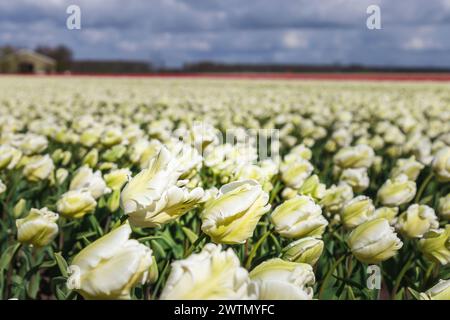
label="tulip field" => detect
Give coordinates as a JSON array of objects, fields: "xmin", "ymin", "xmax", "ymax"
[{"xmin": 0, "ymin": 76, "xmax": 449, "ymax": 300}]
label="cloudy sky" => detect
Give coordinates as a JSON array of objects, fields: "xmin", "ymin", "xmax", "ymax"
[{"xmin": 1, "ymin": 0, "xmax": 450, "ymax": 67}]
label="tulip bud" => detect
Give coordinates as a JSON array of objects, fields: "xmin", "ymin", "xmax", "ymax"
[
  {"xmin": 57, "ymin": 189, "xmax": 97, "ymax": 219},
  {"xmin": 148, "ymin": 256, "xmax": 159, "ymax": 284},
  {"xmin": 107, "ymin": 189, "xmax": 121, "ymax": 212},
  {"xmin": 61, "ymin": 151, "xmax": 72, "ymax": 166},
  {"xmin": 160, "ymin": 243, "xmax": 256, "ymax": 299},
  {"xmin": 70, "ymin": 166, "xmax": 111, "ymax": 199},
  {"xmin": 418, "ymin": 225, "xmax": 450, "ymax": 265},
  {"xmin": 55, "ymin": 168, "xmax": 69, "ymax": 185},
  {"xmin": 372, "ymin": 206, "xmax": 399, "ymax": 224},
  {"xmin": 439, "ymin": 194, "xmax": 450, "ymax": 219},
  {"xmin": 298, "ymin": 175, "xmax": 326, "ymax": 200},
  {"xmin": 0, "ymin": 179, "xmax": 6, "ymax": 195},
  {"xmin": 0, "ymin": 145, "xmax": 22, "ymax": 170},
  {"xmin": 67, "ymin": 222, "xmax": 153, "ymax": 299},
  {"xmin": 341, "ymin": 196, "xmax": 375, "ymax": 229},
  {"xmin": 82, "ymin": 149, "xmax": 98, "ymax": 168},
  {"xmin": 396, "ymin": 204, "xmax": 439, "ymax": 239},
  {"xmin": 280, "ymin": 187, "xmax": 296, "ymax": 200},
  {"xmin": 22, "ymin": 155, "xmax": 54, "ymax": 182},
  {"xmin": 201, "ymin": 180, "xmax": 269, "ymax": 244},
  {"xmin": 271, "ymin": 195, "xmax": 328, "ymax": 239},
  {"xmin": 104, "ymin": 168, "xmax": 131, "ymax": 191},
  {"xmin": 102, "ymin": 145, "xmax": 127, "ymax": 162},
  {"xmin": 99, "ymin": 162, "xmax": 117, "ymax": 171},
  {"xmin": 420, "ymin": 279, "xmax": 450, "ymax": 300},
  {"xmin": 432, "ymin": 147, "xmax": 450, "ymax": 182},
  {"xmin": 282, "ymin": 237, "xmax": 324, "ymax": 266},
  {"xmin": 372, "ymin": 156, "xmax": 383, "ymax": 175},
  {"xmin": 320, "ymin": 183, "xmax": 354, "ymax": 214},
  {"xmin": 290, "ymin": 144, "xmax": 312, "ymax": 160},
  {"xmin": 377, "ymin": 174, "xmax": 416, "ymax": 207},
  {"xmin": 101, "ymin": 127, "xmax": 123, "ymax": 147},
  {"xmin": 339, "ymin": 168, "xmax": 370, "ymax": 193},
  {"xmin": 233, "ymin": 163, "xmax": 275, "ymax": 192},
  {"xmin": 324, "ymin": 140, "xmax": 337, "ymax": 152},
  {"xmin": 390, "ymin": 156, "xmax": 424, "ymax": 181},
  {"xmin": 348, "ymin": 218, "xmax": 403, "ymax": 264},
  {"xmin": 13, "ymin": 199, "xmax": 27, "ymax": 218},
  {"xmin": 80, "ymin": 128, "xmax": 101, "ymax": 147},
  {"xmin": 51, "ymin": 148, "xmax": 64, "ymax": 164},
  {"xmin": 333, "ymin": 144, "xmax": 375, "ymax": 169},
  {"xmin": 249, "ymin": 258, "xmax": 315, "ymax": 300},
  {"xmin": 16, "ymin": 207, "xmax": 58, "ymax": 247}
]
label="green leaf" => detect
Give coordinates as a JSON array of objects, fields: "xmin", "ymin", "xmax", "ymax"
[
  {"xmin": 27, "ymin": 274, "xmax": 41, "ymax": 299},
  {"xmin": 181, "ymin": 226, "xmax": 198, "ymax": 244},
  {"xmin": 151, "ymin": 240, "xmax": 166, "ymax": 259},
  {"xmin": 394, "ymin": 287, "xmax": 405, "ymax": 300},
  {"xmin": 0, "ymin": 243, "xmax": 22, "ymax": 271},
  {"xmin": 55, "ymin": 286, "xmax": 67, "ymax": 300},
  {"xmin": 53, "ymin": 252, "xmax": 69, "ymax": 277},
  {"xmin": 407, "ymin": 287, "xmax": 421, "ymax": 300},
  {"xmin": 88, "ymin": 215, "xmax": 104, "ymax": 236}
]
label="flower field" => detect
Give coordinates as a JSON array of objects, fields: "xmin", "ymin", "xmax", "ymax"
[{"xmin": 0, "ymin": 76, "xmax": 449, "ymax": 300}]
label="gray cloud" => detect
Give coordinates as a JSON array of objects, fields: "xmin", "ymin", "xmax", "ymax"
[{"xmin": 1, "ymin": 0, "xmax": 450, "ymax": 67}]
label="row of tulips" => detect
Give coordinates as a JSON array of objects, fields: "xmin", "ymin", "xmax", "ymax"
[{"xmin": 0, "ymin": 77, "xmax": 449, "ymax": 300}]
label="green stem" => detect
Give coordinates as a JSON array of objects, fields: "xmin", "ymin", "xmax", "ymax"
[
  {"xmin": 153, "ymin": 258, "xmax": 171, "ymax": 296},
  {"xmin": 392, "ymin": 254, "xmax": 415, "ymax": 297},
  {"xmin": 414, "ymin": 172, "xmax": 433, "ymax": 203},
  {"xmin": 269, "ymin": 181, "xmax": 282, "ymax": 203},
  {"xmin": 184, "ymin": 233, "xmax": 206, "ymax": 258},
  {"xmin": 423, "ymin": 261, "xmax": 435, "ymax": 288},
  {"xmin": 138, "ymin": 236, "xmax": 163, "ymax": 243},
  {"xmin": 245, "ymin": 230, "xmax": 272, "ymax": 269},
  {"xmin": 318, "ymin": 253, "xmax": 349, "ymax": 300},
  {"xmin": 5, "ymin": 243, "xmax": 22, "ymax": 299}
]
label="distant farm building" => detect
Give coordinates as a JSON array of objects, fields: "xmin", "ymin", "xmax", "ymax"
[{"xmin": 0, "ymin": 50, "xmax": 56, "ymax": 74}]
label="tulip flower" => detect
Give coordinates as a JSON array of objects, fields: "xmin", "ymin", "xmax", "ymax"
[
  {"xmin": 377, "ymin": 174, "xmax": 416, "ymax": 207},
  {"xmin": 420, "ymin": 279, "xmax": 450, "ymax": 300},
  {"xmin": 340, "ymin": 196, "xmax": 375, "ymax": 229},
  {"xmin": 280, "ymin": 157, "xmax": 314, "ymax": 189},
  {"xmin": 70, "ymin": 166, "xmax": 111, "ymax": 199},
  {"xmin": 0, "ymin": 145, "xmax": 22, "ymax": 170},
  {"xmin": 281, "ymin": 237, "xmax": 324, "ymax": 266},
  {"xmin": 348, "ymin": 218, "xmax": 403, "ymax": 264},
  {"xmin": 339, "ymin": 168, "xmax": 370, "ymax": 193},
  {"xmin": 439, "ymin": 194, "xmax": 450, "ymax": 219},
  {"xmin": 372, "ymin": 206, "xmax": 399, "ymax": 224},
  {"xmin": 249, "ymin": 258, "xmax": 315, "ymax": 300},
  {"xmin": 104, "ymin": 168, "xmax": 131, "ymax": 191},
  {"xmin": 67, "ymin": 222, "xmax": 153, "ymax": 299},
  {"xmin": 396, "ymin": 204, "xmax": 439, "ymax": 238},
  {"xmin": 271, "ymin": 195, "xmax": 328, "ymax": 238},
  {"xmin": 57, "ymin": 189, "xmax": 97, "ymax": 219},
  {"xmin": 121, "ymin": 147, "xmax": 205, "ymax": 227},
  {"xmin": 418, "ymin": 225, "xmax": 450, "ymax": 265},
  {"xmin": 201, "ymin": 180, "xmax": 269, "ymax": 244},
  {"xmin": 298, "ymin": 175, "xmax": 326, "ymax": 200},
  {"xmin": 390, "ymin": 156, "xmax": 424, "ymax": 181},
  {"xmin": 432, "ymin": 147, "xmax": 450, "ymax": 182},
  {"xmin": 16, "ymin": 207, "xmax": 58, "ymax": 247},
  {"xmin": 160, "ymin": 243, "xmax": 256, "ymax": 299},
  {"xmin": 333, "ymin": 144, "xmax": 375, "ymax": 169},
  {"xmin": 320, "ymin": 183, "xmax": 354, "ymax": 214},
  {"xmin": 22, "ymin": 154, "xmax": 54, "ymax": 182}
]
